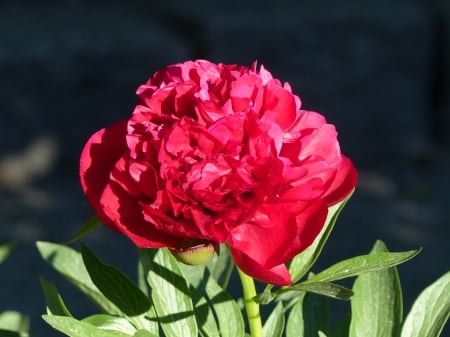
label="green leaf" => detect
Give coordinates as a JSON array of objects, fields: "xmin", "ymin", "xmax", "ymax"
[
  {"xmin": 138, "ymin": 248, "xmax": 198, "ymax": 337},
  {"xmin": 0, "ymin": 311, "xmax": 29, "ymax": 333},
  {"xmin": 81, "ymin": 243, "xmax": 150, "ymax": 317},
  {"xmin": 201, "ymin": 269, "xmax": 245, "ymax": 337},
  {"xmin": 281, "ymin": 281, "xmax": 353, "ymax": 301},
  {"xmin": 305, "ymin": 248, "xmax": 420, "ymax": 284},
  {"xmin": 37, "ymin": 241, "xmax": 120, "ymax": 315},
  {"xmin": 207, "ymin": 244, "xmax": 234, "ymax": 289},
  {"xmin": 263, "ymin": 302, "xmax": 285, "ymax": 337},
  {"xmin": 42, "ymin": 315, "xmax": 132, "ymax": 337},
  {"xmin": 289, "ymin": 194, "xmax": 352, "ymax": 283},
  {"xmin": 83, "ymin": 314, "xmax": 137, "ymax": 335},
  {"xmin": 65, "ymin": 216, "xmax": 102, "ymax": 244},
  {"xmin": 349, "ymin": 240, "xmax": 403, "ymax": 337},
  {"xmin": 190, "ymin": 285, "xmax": 220, "ymax": 337},
  {"xmin": 133, "ymin": 330, "xmax": 159, "ymax": 337},
  {"xmin": 286, "ymin": 291, "xmax": 329, "ymax": 337},
  {"xmin": 39, "ymin": 276, "xmax": 73, "ymax": 317},
  {"xmin": 0, "ymin": 241, "xmax": 17, "ymax": 264},
  {"xmin": 401, "ymin": 270, "xmax": 450, "ymax": 337}
]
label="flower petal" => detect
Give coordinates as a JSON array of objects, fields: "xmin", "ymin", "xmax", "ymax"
[{"xmin": 80, "ymin": 120, "xmax": 128, "ymax": 228}]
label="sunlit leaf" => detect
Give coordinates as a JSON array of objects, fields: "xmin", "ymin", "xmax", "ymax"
[
  {"xmin": 83, "ymin": 314, "xmax": 137, "ymax": 335},
  {"xmin": 201, "ymin": 269, "xmax": 245, "ymax": 337},
  {"xmin": 139, "ymin": 248, "xmax": 197, "ymax": 337},
  {"xmin": 81, "ymin": 244, "xmax": 150, "ymax": 316},
  {"xmin": 263, "ymin": 302, "xmax": 285, "ymax": 337},
  {"xmin": 0, "ymin": 311, "xmax": 29, "ymax": 333},
  {"xmin": 349, "ymin": 240, "xmax": 403, "ymax": 337},
  {"xmin": 305, "ymin": 248, "xmax": 420, "ymax": 284},
  {"xmin": 401, "ymin": 270, "xmax": 450, "ymax": 337},
  {"xmin": 37, "ymin": 241, "xmax": 120, "ymax": 315},
  {"xmin": 39, "ymin": 277, "xmax": 72, "ymax": 317},
  {"xmin": 42, "ymin": 315, "xmax": 132, "ymax": 337}
]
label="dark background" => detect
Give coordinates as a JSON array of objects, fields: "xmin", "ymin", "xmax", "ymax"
[{"xmin": 0, "ymin": 0, "xmax": 449, "ymax": 336}]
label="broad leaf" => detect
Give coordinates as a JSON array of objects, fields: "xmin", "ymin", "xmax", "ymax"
[
  {"xmin": 139, "ymin": 248, "xmax": 198, "ymax": 337},
  {"xmin": 83, "ymin": 314, "xmax": 137, "ymax": 335},
  {"xmin": 289, "ymin": 194, "xmax": 352, "ymax": 283},
  {"xmin": 201, "ymin": 269, "xmax": 245, "ymax": 337},
  {"xmin": 42, "ymin": 315, "xmax": 132, "ymax": 337},
  {"xmin": 190, "ymin": 285, "xmax": 220, "ymax": 337},
  {"xmin": 81, "ymin": 243, "xmax": 150, "ymax": 316},
  {"xmin": 349, "ymin": 240, "xmax": 403, "ymax": 337},
  {"xmin": 39, "ymin": 277, "xmax": 72, "ymax": 317},
  {"xmin": 305, "ymin": 248, "xmax": 420, "ymax": 284},
  {"xmin": 65, "ymin": 216, "xmax": 102, "ymax": 244},
  {"xmin": 263, "ymin": 302, "xmax": 285, "ymax": 337},
  {"xmin": 401, "ymin": 270, "xmax": 450, "ymax": 337},
  {"xmin": 37, "ymin": 241, "xmax": 120, "ymax": 315},
  {"xmin": 133, "ymin": 330, "xmax": 159, "ymax": 337}
]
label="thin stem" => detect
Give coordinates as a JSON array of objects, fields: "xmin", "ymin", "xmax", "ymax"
[{"xmin": 237, "ymin": 268, "xmax": 263, "ymax": 337}]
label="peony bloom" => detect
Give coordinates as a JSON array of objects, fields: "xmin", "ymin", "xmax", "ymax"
[{"xmin": 80, "ymin": 60, "xmax": 357, "ymax": 285}]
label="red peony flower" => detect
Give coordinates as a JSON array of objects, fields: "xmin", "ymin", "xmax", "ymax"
[{"xmin": 80, "ymin": 60, "xmax": 357, "ymax": 285}]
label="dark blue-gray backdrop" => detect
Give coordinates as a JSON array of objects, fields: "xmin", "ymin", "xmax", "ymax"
[{"xmin": 1, "ymin": 1, "xmax": 449, "ymax": 336}]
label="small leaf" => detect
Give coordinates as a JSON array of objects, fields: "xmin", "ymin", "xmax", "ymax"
[
  {"xmin": 81, "ymin": 243, "xmax": 150, "ymax": 316},
  {"xmin": 305, "ymin": 248, "xmax": 420, "ymax": 284},
  {"xmin": 0, "ymin": 311, "xmax": 29, "ymax": 333},
  {"xmin": 37, "ymin": 241, "xmax": 120, "ymax": 315},
  {"xmin": 349, "ymin": 240, "xmax": 403, "ymax": 337},
  {"xmin": 282, "ymin": 282, "xmax": 353, "ymax": 301},
  {"xmin": 254, "ymin": 289, "xmax": 275, "ymax": 305},
  {"xmin": 401, "ymin": 270, "xmax": 450, "ymax": 337},
  {"xmin": 83, "ymin": 314, "xmax": 137, "ymax": 335},
  {"xmin": 42, "ymin": 315, "xmax": 132, "ymax": 337},
  {"xmin": 65, "ymin": 216, "xmax": 102, "ymax": 244},
  {"xmin": 0, "ymin": 241, "xmax": 17, "ymax": 264},
  {"xmin": 263, "ymin": 302, "xmax": 285, "ymax": 337},
  {"xmin": 139, "ymin": 248, "xmax": 198, "ymax": 337},
  {"xmin": 39, "ymin": 276, "xmax": 73, "ymax": 317},
  {"xmin": 289, "ymin": 194, "xmax": 352, "ymax": 283}
]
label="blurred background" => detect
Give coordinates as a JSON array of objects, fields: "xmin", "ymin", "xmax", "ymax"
[{"xmin": 0, "ymin": 0, "xmax": 449, "ymax": 335}]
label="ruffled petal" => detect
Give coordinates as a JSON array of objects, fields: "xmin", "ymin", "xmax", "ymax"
[{"xmin": 79, "ymin": 120, "xmax": 128, "ymax": 229}]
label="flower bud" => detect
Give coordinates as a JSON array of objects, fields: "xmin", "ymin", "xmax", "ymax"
[{"xmin": 169, "ymin": 239, "xmax": 219, "ymax": 265}]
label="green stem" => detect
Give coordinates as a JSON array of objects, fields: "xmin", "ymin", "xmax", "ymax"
[{"xmin": 237, "ymin": 268, "xmax": 263, "ymax": 337}]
